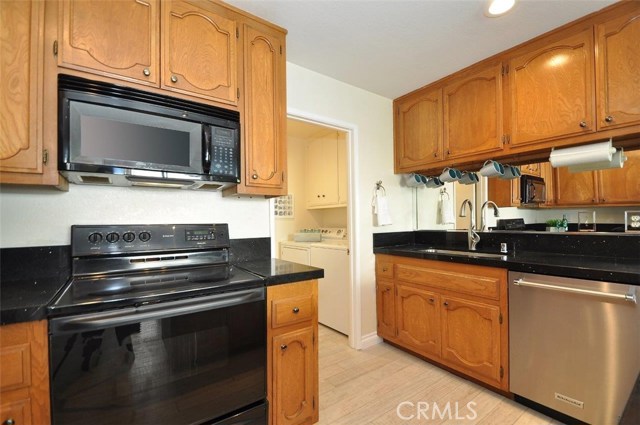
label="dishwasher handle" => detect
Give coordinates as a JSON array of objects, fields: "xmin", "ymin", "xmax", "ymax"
[{"xmin": 513, "ymin": 278, "xmax": 637, "ymax": 304}]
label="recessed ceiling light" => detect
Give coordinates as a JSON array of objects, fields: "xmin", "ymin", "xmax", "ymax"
[{"xmin": 485, "ymin": 0, "xmax": 516, "ymax": 17}]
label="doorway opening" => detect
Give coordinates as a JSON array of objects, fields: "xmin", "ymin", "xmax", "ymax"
[{"xmin": 270, "ymin": 114, "xmax": 357, "ymax": 349}]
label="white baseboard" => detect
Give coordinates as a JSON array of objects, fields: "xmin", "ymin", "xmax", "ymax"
[{"xmin": 358, "ymin": 331, "xmax": 383, "ymax": 350}]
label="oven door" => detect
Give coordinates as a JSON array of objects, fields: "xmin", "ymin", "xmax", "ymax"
[{"xmin": 49, "ymin": 288, "xmax": 266, "ymax": 425}]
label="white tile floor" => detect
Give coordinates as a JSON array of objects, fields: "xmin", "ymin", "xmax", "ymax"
[{"xmin": 317, "ymin": 325, "xmax": 561, "ymax": 425}]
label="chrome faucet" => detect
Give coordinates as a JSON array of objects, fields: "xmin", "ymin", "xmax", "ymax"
[
  {"xmin": 480, "ymin": 201, "xmax": 500, "ymax": 232},
  {"xmin": 459, "ymin": 199, "xmax": 480, "ymax": 251}
]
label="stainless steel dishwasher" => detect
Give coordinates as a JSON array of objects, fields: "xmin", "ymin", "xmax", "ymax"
[{"xmin": 509, "ymin": 272, "xmax": 639, "ymax": 424}]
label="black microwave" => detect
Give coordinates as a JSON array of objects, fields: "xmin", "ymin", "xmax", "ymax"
[
  {"xmin": 58, "ymin": 75, "xmax": 240, "ymax": 190},
  {"xmin": 520, "ymin": 175, "xmax": 546, "ymax": 204}
]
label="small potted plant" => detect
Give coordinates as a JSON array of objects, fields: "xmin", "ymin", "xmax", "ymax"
[{"xmin": 546, "ymin": 219, "xmax": 562, "ymax": 232}]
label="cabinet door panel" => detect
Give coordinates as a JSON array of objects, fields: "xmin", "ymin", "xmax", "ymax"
[
  {"xmin": 554, "ymin": 167, "xmax": 598, "ymax": 206},
  {"xmin": 376, "ymin": 280, "xmax": 395, "ymax": 340},
  {"xmin": 395, "ymin": 88, "xmax": 442, "ymax": 169},
  {"xmin": 510, "ymin": 29, "xmax": 595, "ymax": 145},
  {"xmin": 597, "ymin": 10, "xmax": 640, "ymax": 130},
  {"xmin": 273, "ymin": 328, "xmax": 315, "ymax": 425},
  {"xmin": 306, "ymin": 137, "xmax": 339, "ymax": 207},
  {"xmin": 0, "ymin": 0, "xmax": 44, "ymax": 175},
  {"xmin": 0, "ymin": 398, "xmax": 31, "ymax": 425},
  {"xmin": 441, "ymin": 297, "xmax": 501, "ymax": 384},
  {"xmin": 396, "ymin": 284, "xmax": 441, "ymax": 357},
  {"xmin": 444, "ymin": 64, "xmax": 503, "ymax": 160},
  {"xmin": 59, "ymin": 0, "xmax": 159, "ymax": 85},
  {"xmin": 243, "ymin": 25, "xmax": 286, "ymax": 193},
  {"xmin": 163, "ymin": 0, "xmax": 237, "ymax": 104},
  {"xmin": 598, "ymin": 149, "xmax": 640, "ymax": 204}
]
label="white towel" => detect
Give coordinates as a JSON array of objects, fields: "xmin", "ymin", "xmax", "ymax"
[
  {"xmin": 438, "ymin": 197, "xmax": 455, "ymax": 225},
  {"xmin": 372, "ymin": 191, "xmax": 392, "ymax": 226}
]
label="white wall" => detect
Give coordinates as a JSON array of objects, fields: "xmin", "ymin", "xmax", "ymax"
[
  {"xmin": 0, "ymin": 185, "xmax": 270, "ymax": 247},
  {"xmin": 287, "ymin": 62, "xmax": 411, "ymax": 342}
]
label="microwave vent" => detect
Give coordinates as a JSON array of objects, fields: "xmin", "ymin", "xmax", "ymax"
[{"xmin": 79, "ymin": 175, "xmax": 112, "ymax": 185}]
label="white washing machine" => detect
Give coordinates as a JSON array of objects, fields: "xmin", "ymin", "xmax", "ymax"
[{"xmin": 280, "ymin": 229, "xmax": 350, "ymax": 335}]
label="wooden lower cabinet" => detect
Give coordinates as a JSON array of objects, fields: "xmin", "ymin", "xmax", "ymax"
[
  {"xmin": 375, "ymin": 255, "xmax": 508, "ymax": 391},
  {"xmin": 440, "ymin": 296, "xmax": 502, "ymax": 385},
  {"xmin": 0, "ymin": 320, "xmax": 51, "ymax": 425},
  {"xmin": 395, "ymin": 284, "xmax": 441, "ymax": 357},
  {"xmin": 375, "ymin": 279, "xmax": 395, "ymax": 340},
  {"xmin": 267, "ymin": 280, "xmax": 319, "ymax": 425}
]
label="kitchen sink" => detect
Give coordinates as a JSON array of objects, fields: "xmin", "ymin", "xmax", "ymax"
[{"xmin": 418, "ymin": 248, "xmax": 507, "ymax": 259}]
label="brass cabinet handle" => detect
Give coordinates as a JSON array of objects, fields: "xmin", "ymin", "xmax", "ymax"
[
  {"xmin": 280, "ymin": 344, "xmax": 288, "ymax": 351},
  {"xmin": 579, "ymin": 121, "xmax": 588, "ymax": 128},
  {"xmin": 292, "ymin": 307, "xmax": 300, "ymax": 314},
  {"xmin": 605, "ymin": 115, "xmax": 614, "ymax": 123},
  {"xmin": 429, "ymin": 298, "xmax": 435, "ymax": 303},
  {"xmin": 443, "ymin": 301, "xmax": 449, "ymax": 307},
  {"xmin": 434, "ymin": 152, "xmax": 438, "ymax": 158},
  {"xmin": 252, "ymin": 174, "xmax": 258, "ymax": 180},
  {"xmin": 143, "ymin": 68, "xmax": 150, "ymax": 76},
  {"xmin": 171, "ymin": 75, "xmax": 178, "ymax": 83},
  {"xmin": 5, "ymin": 419, "xmax": 15, "ymax": 425}
]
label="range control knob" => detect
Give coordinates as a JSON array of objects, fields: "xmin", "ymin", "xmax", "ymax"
[
  {"xmin": 139, "ymin": 231, "xmax": 151, "ymax": 242},
  {"xmin": 122, "ymin": 232, "xmax": 136, "ymax": 243},
  {"xmin": 88, "ymin": 232, "xmax": 102, "ymax": 244},
  {"xmin": 106, "ymin": 232, "xmax": 120, "ymax": 243}
]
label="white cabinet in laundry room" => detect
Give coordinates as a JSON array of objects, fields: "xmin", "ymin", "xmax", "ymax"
[{"xmin": 306, "ymin": 133, "xmax": 347, "ymax": 209}]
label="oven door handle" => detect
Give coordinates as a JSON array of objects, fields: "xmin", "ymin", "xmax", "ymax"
[{"xmin": 50, "ymin": 288, "xmax": 264, "ymax": 333}]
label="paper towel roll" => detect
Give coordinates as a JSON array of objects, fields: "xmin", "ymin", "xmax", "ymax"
[
  {"xmin": 568, "ymin": 149, "xmax": 627, "ymax": 173},
  {"xmin": 549, "ymin": 141, "xmax": 616, "ymax": 168}
]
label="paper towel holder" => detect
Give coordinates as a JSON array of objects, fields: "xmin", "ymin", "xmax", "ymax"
[{"xmin": 549, "ymin": 139, "xmax": 620, "ymax": 169}]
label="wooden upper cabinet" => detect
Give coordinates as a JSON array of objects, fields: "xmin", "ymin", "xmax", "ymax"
[
  {"xmin": 598, "ymin": 149, "xmax": 640, "ymax": 204},
  {"xmin": 444, "ymin": 64, "xmax": 503, "ymax": 160},
  {"xmin": 1, "ymin": 0, "xmax": 44, "ymax": 177},
  {"xmin": 596, "ymin": 9, "xmax": 640, "ymax": 130},
  {"xmin": 394, "ymin": 88, "xmax": 443, "ymax": 170},
  {"xmin": 58, "ymin": 0, "xmax": 159, "ymax": 85},
  {"xmin": 554, "ymin": 167, "xmax": 598, "ymax": 206},
  {"xmin": 509, "ymin": 29, "xmax": 595, "ymax": 146},
  {"xmin": 241, "ymin": 24, "xmax": 286, "ymax": 194},
  {"xmin": 162, "ymin": 0, "xmax": 237, "ymax": 105}
]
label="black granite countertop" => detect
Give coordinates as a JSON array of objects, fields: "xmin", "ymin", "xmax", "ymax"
[
  {"xmin": 374, "ymin": 244, "xmax": 640, "ymax": 285},
  {"xmin": 235, "ymin": 259, "xmax": 324, "ymax": 285},
  {"xmin": 1, "ymin": 243, "xmax": 323, "ymax": 326},
  {"xmin": 0, "ymin": 246, "xmax": 71, "ymax": 325}
]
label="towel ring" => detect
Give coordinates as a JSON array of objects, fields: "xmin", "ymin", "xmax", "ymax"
[
  {"xmin": 439, "ymin": 187, "xmax": 450, "ymax": 199},
  {"xmin": 375, "ymin": 180, "xmax": 386, "ymax": 195}
]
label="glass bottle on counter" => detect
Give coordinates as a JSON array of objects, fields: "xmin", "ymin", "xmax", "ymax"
[{"xmin": 561, "ymin": 214, "xmax": 568, "ymax": 232}]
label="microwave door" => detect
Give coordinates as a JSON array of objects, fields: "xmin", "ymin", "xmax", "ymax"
[{"xmin": 66, "ymin": 100, "xmax": 203, "ymax": 175}]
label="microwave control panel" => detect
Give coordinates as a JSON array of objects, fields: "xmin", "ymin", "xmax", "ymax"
[{"xmin": 211, "ymin": 127, "xmax": 238, "ymax": 177}]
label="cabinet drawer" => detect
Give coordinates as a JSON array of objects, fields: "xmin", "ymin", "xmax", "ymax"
[
  {"xmin": 0, "ymin": 397, "xmax": 31, "ymax": 425},
  {"xmin": 376, "ymin": 261, "xmax": 394, "ymax": 279},
  {"xmin": 396, "ymin": 264, "xmax": 501, "ymax": 300},
  {"xmin": 271, "ymin": 294, "xmax": 314, "ymax": 328}
]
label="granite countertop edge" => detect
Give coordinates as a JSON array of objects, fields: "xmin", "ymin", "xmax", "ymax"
[{"xmin": 374, "ymin": 245, "xmax": 640, "ymax": 286}]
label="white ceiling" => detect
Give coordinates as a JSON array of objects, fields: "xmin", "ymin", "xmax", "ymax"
[{"xmin": 226, "ymin": 0, "xmax": 617, "ymax": 99}]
